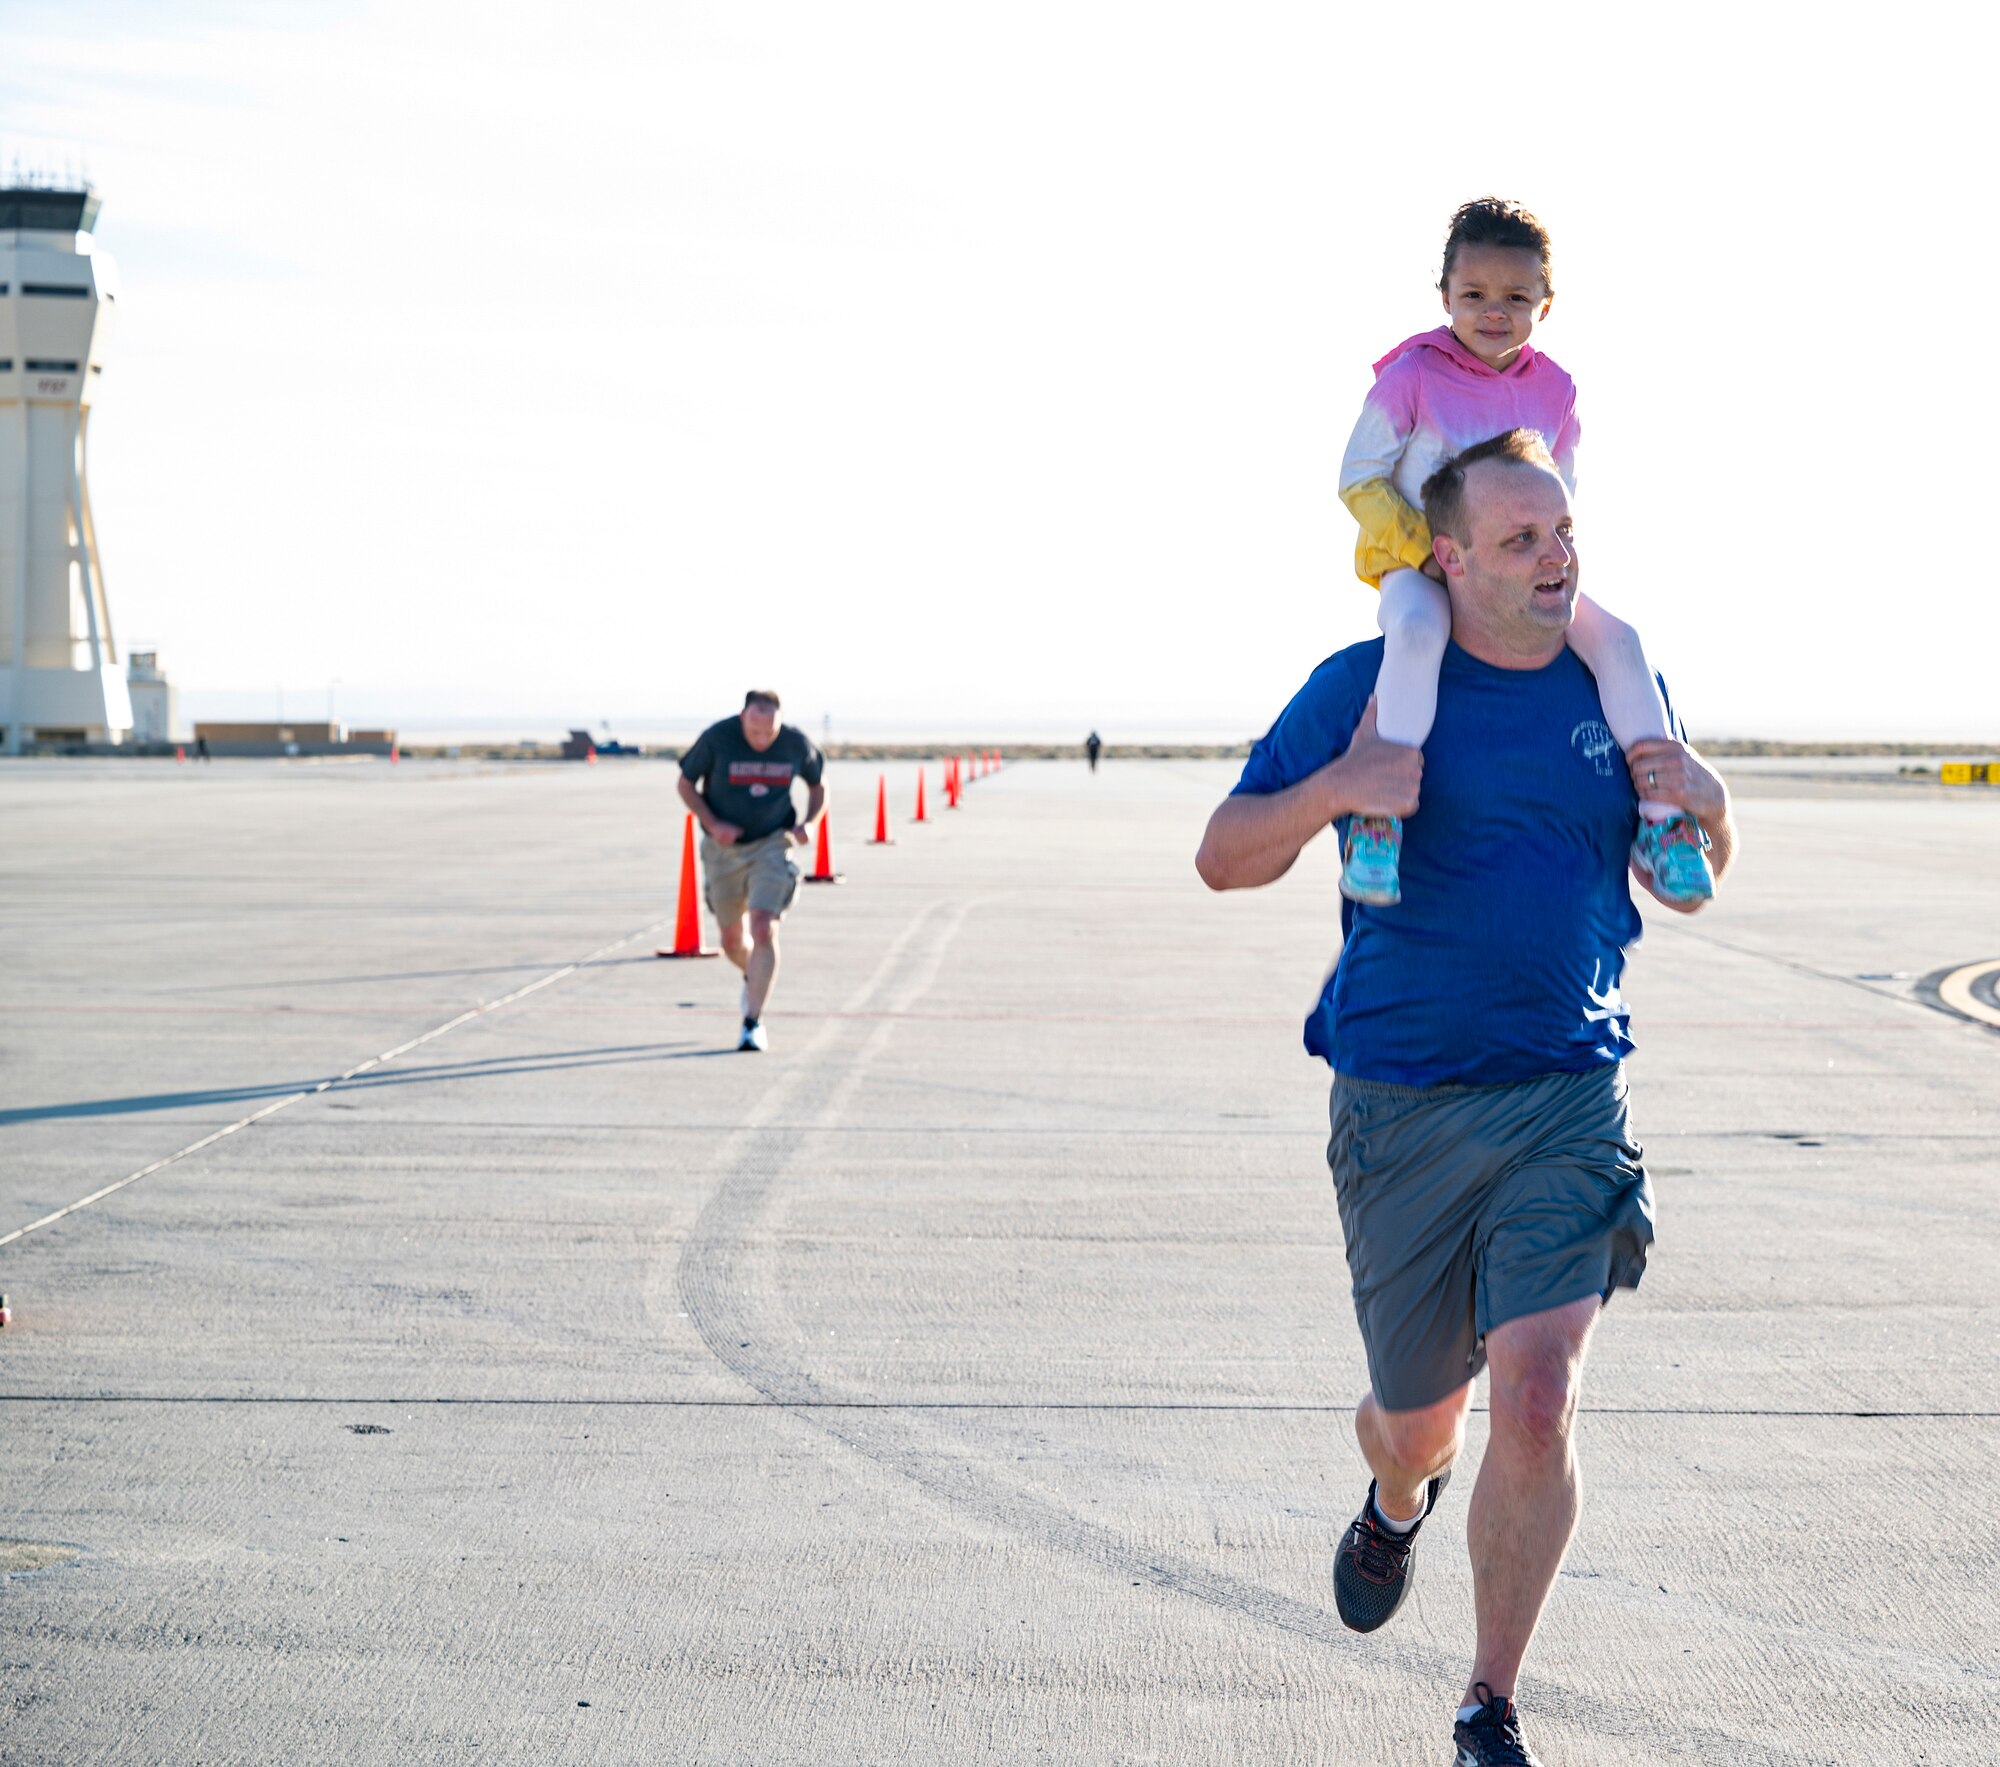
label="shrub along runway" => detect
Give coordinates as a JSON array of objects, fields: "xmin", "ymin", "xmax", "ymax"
[{"xmin": 1, "ymin": 755, "xmax": 1994, "ymax": 1762}]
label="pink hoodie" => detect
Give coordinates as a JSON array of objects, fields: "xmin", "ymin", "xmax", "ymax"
[{"xmin": 1338, "ymin": 326, "xmax": 1579, "ymax": 587}]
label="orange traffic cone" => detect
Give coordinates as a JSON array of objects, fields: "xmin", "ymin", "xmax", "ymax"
[
  {"xmin": 804, "ymin": 813, "xmax": 843, "ymax": 883},
  {"xmin": 390, "ymin": 742, "xmax": 400, "ymax": 765},
  {"xmin": 870, "ymin": 775, "xmax": 893, "ymax": 844},
  {"xmin": 175, "ymin": 744, "xmax": 186, "ymax": 763},
  {"xmin": 914, "ymin": 768, "xmax": 929, "ymax": 822},
  {"xmin": 946, "ymin": 757, "xmax": 961, "ymax": 808},
  {"xmin": 656, "ymin": 812, "xmax": 720, "ymax": 958}
]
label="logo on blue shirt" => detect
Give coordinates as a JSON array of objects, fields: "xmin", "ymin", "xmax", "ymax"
[
  {"xmin": 1582, "ymin": 957, "xmax": 1627, "ymax": 1026},
  {"xmin": 1571, "ymin": 720, "xmax": 1619, "ymax": 778}
]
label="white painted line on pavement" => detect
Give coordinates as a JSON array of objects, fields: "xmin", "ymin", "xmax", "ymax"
[{"xmin": 0, "ymin": 916, "xmax": 673, "ymax": 1251}]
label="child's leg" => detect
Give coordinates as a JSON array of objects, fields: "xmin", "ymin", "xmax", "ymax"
[
  {"xmin": 1374, "ymin": 568, "xmax": 1452, "ymax": 748},
  {"xmin": 1567, "ymin": 595, "xmax": 1674, "ymax": 820},
  {"xmin": 1341, "ymin": 568, "xmax": 1445, "ymax": 906}
]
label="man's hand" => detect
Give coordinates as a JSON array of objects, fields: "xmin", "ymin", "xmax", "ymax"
[
  {"xmin": 1626, "ymin": 735, "xmax": 1737, "ymax": 908},
  {"xmin": 707, "ymin": 819, "xmax": 743, "ymax": 847},
  {"xmin": 1195, "ymin": 696, "xmax": 1420, "ymax": 892},
  {"xmin": 1335, "ymin": 698, "xmax": 1423, "ymax": 819},
  {"xmin": 1626, "ymin": 738, "xmax": 1726, "ymax": 832},
  {"xmin": 788, "ymin": 824, "xmax": 811, "ymax": 847}
]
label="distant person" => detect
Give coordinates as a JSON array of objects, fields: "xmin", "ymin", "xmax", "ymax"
[
  {"xmin": 194, "ymin": 734, "xmax": 211, "ymax": 763},
  {"xmin": 1085, "ymin": 731, "xmax": 1102, "ymax": 773},
  {"xmin": 1335, "ymin": 197, "xmax": 1711, "ymax": 912},
  {"xmin": 677, "ymin": 690, "xmax": 825, "ymax": 1052},
  {"xmin": 1196, "ymin": 431, "xmax": 1735, "ymax": 1766}
]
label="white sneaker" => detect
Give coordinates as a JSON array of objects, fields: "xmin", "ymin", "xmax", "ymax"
[{"xmin": 738, "ymin": 1020, "xmax": 767, "ymax": 1053}]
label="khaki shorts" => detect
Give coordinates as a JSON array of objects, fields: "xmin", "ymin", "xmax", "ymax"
[
  {"xmin": 700, "ymin": 828, "xmax": 800, "ymax": 924},
  {"xmin": 1326, "ymin": 1064, "xmax": 1654, "ymax": 1412}
]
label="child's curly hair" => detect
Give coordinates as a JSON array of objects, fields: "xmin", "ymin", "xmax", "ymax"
[{"xmin": 1440, "ymin": 198, "xmax": 1555, "ymax": 297}]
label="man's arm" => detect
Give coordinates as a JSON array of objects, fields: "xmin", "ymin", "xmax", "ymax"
[
  {"xmin": 1624, "ymin": 736, "xmax": 1735, "ymax": 914},
  {"xmin": 793, "ymin": 781, "xmax": 826, "ymax": 845},
  {"xmin": 678, "ymin": 771, "xmax": 741, "ymax": 846},
  {"xmin": 1196, "ymin": 698, "xmax": 1421, "ymax": 891}
]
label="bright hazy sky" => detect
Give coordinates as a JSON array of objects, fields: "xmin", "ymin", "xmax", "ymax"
[{"xmin": 6, "ymin": 0, "xmax": 1995, "ymax": 739}]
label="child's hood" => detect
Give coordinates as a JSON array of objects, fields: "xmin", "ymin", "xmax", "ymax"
[{"xmin": 1371, "ymin": 325, "xmax": 1545, "ymax": 381}]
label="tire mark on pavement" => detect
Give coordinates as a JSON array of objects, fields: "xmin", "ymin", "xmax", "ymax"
[{"xmin": 664, "ymin": 904, "xmax": 1832, "ymax": 1763}]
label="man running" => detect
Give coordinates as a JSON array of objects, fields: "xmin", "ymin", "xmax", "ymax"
[
  {"xmin": 1195, "ymin": 430, "xmax": 1735, "ymax": 1764},
  {"xmin": 678, "ymin": 690, "xmax": 826, "ymax": 1052},
  {"xmin": 1085, "ymin": 730, "xmax": 1103, "ymax": 773}
]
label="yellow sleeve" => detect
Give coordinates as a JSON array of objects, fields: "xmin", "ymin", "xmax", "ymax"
[{"xmin": 1338, "ymin": 477, "xmax": 1435, "ymax": 590}]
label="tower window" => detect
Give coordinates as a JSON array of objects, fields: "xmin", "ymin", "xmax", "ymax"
[
  {"xmin": 22, "ymin": 283, "xmax": 91, "ymax": 298},
  {"xmin": 0, "ymin": 360, "xmax": 12, "ymax": 372},
  {"xmin": 25, "ymin": 360, "xmax": 79, "ymax": 372}
]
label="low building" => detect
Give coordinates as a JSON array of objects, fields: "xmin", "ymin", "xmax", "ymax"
[{"xmin": 191, "ymin": 721, "xmax": 396, "ymax": 758}]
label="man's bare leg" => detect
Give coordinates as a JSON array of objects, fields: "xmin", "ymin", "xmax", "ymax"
[
  {"xmin": 1462, "ymin": 1293, "xmax": 1601, "ymax": 1705},
  {"xmin": 1355, "ymin": 1383, "xmax": 1470, "ymax": 1520},
  {"xmin": 744, "ymin": 909, "xmax": 780, "ymax": 1019},
  {"xmin": 718, "ymin": 915, "xmax": 750, "ymax": 974}
]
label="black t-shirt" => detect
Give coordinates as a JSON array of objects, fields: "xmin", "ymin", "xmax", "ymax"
[{"xmin": 679, "ymin": 717, "xmax": 825, "ymax": 842}]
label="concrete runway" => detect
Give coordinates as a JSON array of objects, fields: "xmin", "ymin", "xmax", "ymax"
[{"xmin": 1, "ymin": 755, "xmax": 1995, "ymax": 1764}]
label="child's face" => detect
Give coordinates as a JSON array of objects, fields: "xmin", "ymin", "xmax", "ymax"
[{"xmin": 1441, "ymin": 245, "xmax": 1552, "ymax": 370}]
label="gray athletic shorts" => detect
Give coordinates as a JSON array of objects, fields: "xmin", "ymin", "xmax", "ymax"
[
  {"xmin": 700, "ymin": 829, "xmax": 799, "ymax": 924},
  {"xmin": 1326, "ymin": 1064, "xmax": 1654, "ymax": 1412}
]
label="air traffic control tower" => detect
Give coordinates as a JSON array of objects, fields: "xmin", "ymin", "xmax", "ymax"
[{"xmin": 0, "ymin": 183, "xmax": 130, "ymax": 750}]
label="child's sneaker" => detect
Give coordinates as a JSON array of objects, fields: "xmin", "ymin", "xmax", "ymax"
[
  {"xmin": 1340, "ymin": 814, "xmax": 1402, "ymax": 906},
  {"xmin": 1631, "ymin": 810, "xmax": 1713, "ymax": 905}
]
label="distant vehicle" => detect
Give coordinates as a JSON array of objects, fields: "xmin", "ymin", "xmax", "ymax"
[{"xmin": 560, "ymin": 728, "xmax": 641, "ymax": 758}]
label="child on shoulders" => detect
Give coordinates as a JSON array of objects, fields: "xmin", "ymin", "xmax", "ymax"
[{"xmin": 1336, "ymin": 197, "xmax": 1712, "ymax": 908}]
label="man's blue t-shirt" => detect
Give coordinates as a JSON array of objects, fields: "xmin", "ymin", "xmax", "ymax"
[{"xmin": 1233, "ymin": 637, "xmax": 1677, "ymax": 1087}]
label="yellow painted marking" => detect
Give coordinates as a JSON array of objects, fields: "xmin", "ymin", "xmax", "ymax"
[
  {"xmin": 0, "ymin": 1541, "xmax": 81, "ymax": 1573},
  {"xmin": 1938, "ymin": 959, "xmax": 2000, "ymax": 1030}
]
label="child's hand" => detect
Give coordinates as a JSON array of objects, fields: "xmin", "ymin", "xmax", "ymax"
[{"xmin": 1420, "ymin": 557, "xmax": 1447, "ymax": 584}]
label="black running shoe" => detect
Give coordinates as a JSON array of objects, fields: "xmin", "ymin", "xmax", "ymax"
[
  {"xmin": 1331, "ymin": 1467, "xmax": 1450, "ymax": 1633},
  {"xmin": 1453, "ymin": 1682, "xmax": 1543, "ymax": 1765}
]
